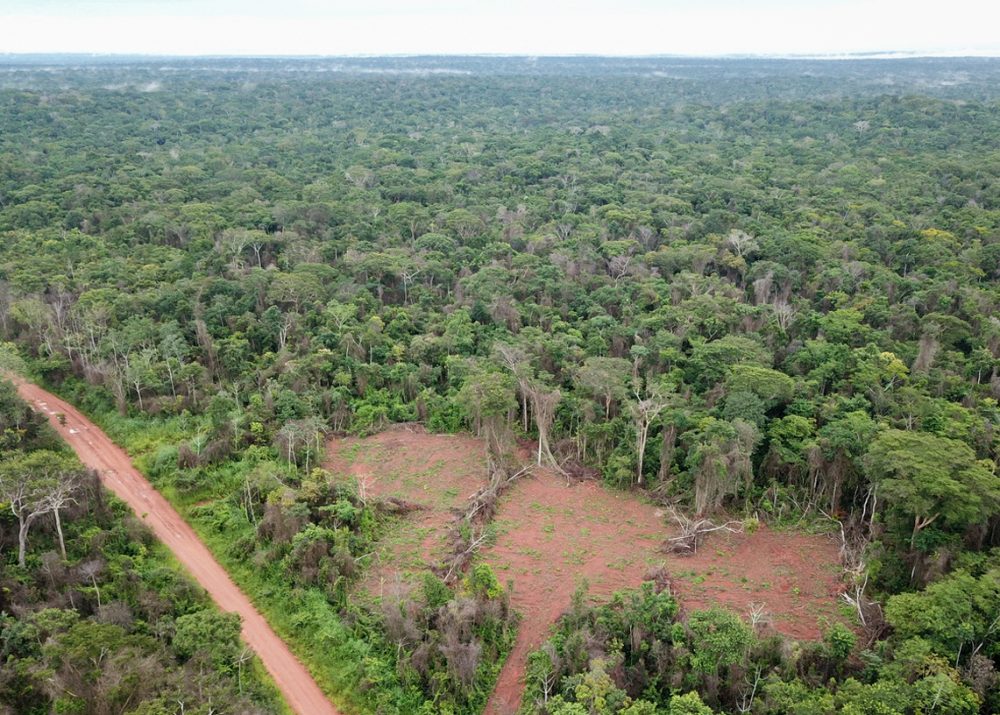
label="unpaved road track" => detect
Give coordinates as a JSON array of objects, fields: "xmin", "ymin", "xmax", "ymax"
[{"xmin": 13, "ymin": 378, "xmax": 341, "ymax": 715}]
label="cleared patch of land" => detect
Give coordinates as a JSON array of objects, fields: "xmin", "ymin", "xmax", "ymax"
[
  {"xmin": 325, "ymin": 426, "xmax": 487, "ymax": 596},
  {"xmin": 326, "ymin": 430, "xmax": 845, "ymax": 715},
  {"xmin": 484, "ymin": 469, "xmax": 843, "ymax": 714}
]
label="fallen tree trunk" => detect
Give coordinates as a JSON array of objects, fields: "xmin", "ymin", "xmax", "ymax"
[
  {"xmin": 661, "ymin": 508, "xmax": 743, "ymax": 556},
  {"xmin": 374, "ymin": 496, "xmax": 428, "ymax": 515},
  {"xmin": 436, "ymin": 450, "xmax": 531, "ymax": 583}
]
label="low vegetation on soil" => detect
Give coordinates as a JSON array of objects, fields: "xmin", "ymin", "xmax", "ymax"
[{"xmin": 326, "ymin": 429, "xmax": 846, "ymax": 714}]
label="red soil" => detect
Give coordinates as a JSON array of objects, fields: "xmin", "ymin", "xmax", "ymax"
[
  {"xmin": 326, "ymin": 431, "xmax": 845, "ymax": 715},
  {"xmin": 325, "ymin": 426, "xmax": 488, "ymax": 596},
  {"xmin": 485, "ymin": 469, "xmax": 844, "ymax": 715}
]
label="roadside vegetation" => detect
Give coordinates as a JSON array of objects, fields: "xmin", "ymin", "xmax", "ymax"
[{"xmin": 0, "ymin": 379, "xmax": 284, "ymax": 714}]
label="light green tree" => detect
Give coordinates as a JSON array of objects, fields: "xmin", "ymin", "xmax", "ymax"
[{"xmin": 866, "ymin": 429, "xmax": 1000, "ymax": 548}]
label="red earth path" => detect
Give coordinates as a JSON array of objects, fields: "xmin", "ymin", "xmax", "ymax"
[{"xmin": 13, "ymin": 377, "xmax": 341, "ymax": 715}]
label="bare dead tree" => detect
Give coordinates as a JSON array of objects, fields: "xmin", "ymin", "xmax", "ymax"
[
  {"xmin": 631, "ymin": 387, "xmax": 676, "ymax": 486},
  {"xmin": 822, "ymin": 504, "xmax": 885, "ymax": 643},
  {"xmin": 494, "ymin": 343, "xmax": 534, "ymax": 432},
  {"xmin": 912, "ymin": 330, "xmax": 940, "ymax": 374},
  {"xmin": 220, "ymin": 228, "xmax": 250, "ymax": 272},
  {"xmin": 725, "ymin": 229, "xmax": 759, "ymax": 258},
  {"xmin": 772, "ymin": 300, "xmax": 795, "ymax": 331},
  {"xmin": 0, "ymin": 454, "xmax": 65, "ymax": 567},
  {"xmin": 737, "ymin": 665, "xmax": 763, "ymax": 714},
  {"xmin": 44, "ymin": 471, "xmax": 81, "ymax": 560},
  {"xmin": 356, "ymin": 473, "xmax": 371, "ymax": 506},
  {"xmin": 536, "ymin": 642, "xmax": 562, "ymax": 707},
  {"xmin": 747, "ymin": 602, "xmax": 770, "ymax": 633},
  {"xmin": 609, "ymin": 254, "xmax": 633, "ymax": 285},
  {"xmin": 79, "ymin": 559, "xmax": 105, "ymax": 608},
  {"xmin": 440, "ymin": 629, "xmax": 483, "ymax": 690},
  {"xmin": 529, "ymin": 386, "xmax": 563, "ymax": 473},
  {"xmin": 235, "ymin": 647, "xmax": 254, "ymax": 694},
  {"xmin": 274, "ymin": 417, "xmax": 326, "ymax": 471},
  {"xmin": 662, "ymin": 508, "xmax": 744, "ymax": 556},
  {"xmin": 752, "ymin": 271, "xmax": 774, "ymax": 305}
]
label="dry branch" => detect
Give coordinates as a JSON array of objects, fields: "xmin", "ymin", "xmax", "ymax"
[
  {"xmin": 661, "ymin": 508, "xmax": 743, "ymax": 556},
  {"xmin": 820, "ymin": 505, "xmax": 887, "ymax": 644},
  {"xmin": 375, "ymin": 496, "xmax": 428, "ymax": 515},
  {"xmin": 442, "ymin": 529, "xmax": 491, "ymax": 582},
  {"xmin": 436, "ymin": 449, "xmax": 532, "ymax": 583}
]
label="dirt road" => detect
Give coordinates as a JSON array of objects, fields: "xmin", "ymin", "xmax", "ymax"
[{"xmin": 13, "ymin": 378, "xmax": 341, "ymax": 715}]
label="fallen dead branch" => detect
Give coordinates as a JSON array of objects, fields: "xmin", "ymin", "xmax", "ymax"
[
  {"xmin": 442, "ymin": 528, "xmax": 491, "ymax": 582},
  {"xmin": 463, "ymin": 464, "xmax": 531, "ymax": 523},
  {"xmin": 662, "ymin": 508, "xmax": 743, "ymax": 556},
  {"xmin": 820, "ymin": 502, "xmax": 887, "ymax": 645},
  {"xmin": 374, "ymin": 496, "xmax": 428, "ymax": 515},
  {"xmin": 643, "ymin": 565, "xmax": 672, "ymax": 594},
  {"xmin": 436, "ymin": 450, "xmax": 532, "ymax": 583}
]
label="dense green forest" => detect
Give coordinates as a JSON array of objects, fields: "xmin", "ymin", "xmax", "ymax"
[{"xmin": 1, "ymin": 56, "xmax": 999, "ymax": 713}]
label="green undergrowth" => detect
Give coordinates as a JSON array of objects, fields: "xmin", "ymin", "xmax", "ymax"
[
  {"xmin": 142, "ymin": 528, "xmax": 295, "ymax": 715},
  {"xmin": 0, "ymin": 376, "xmax": 288, "ymax": 715}
]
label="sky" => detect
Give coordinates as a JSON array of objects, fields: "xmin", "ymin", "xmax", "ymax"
[{"xmin": 1, "ymin": 0, "xmax": 999, "ymax": 57}]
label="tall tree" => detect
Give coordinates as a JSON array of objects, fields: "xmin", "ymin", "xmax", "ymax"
[
  {"xmin": 630, "ymin": 385, "xmax": 677, "ymax": 486},
  {"xmin": 866, "ymin": 429, "xmax": 1000, "ymax": 550},
  {"xmin": 575, "ymin": 357, "xmax": 631, "ymax": 420},
  {"xmin": 0, "ymin": 450, "xmax": 76, "ymax": 566}
]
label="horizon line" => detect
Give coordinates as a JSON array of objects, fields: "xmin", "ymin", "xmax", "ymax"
[{"xmin": 3, "ymin": 50, "xmax": 1000, "ymax": 62}]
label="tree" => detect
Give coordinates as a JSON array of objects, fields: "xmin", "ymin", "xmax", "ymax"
[
  {"xmin": 530, "ymin": 384, "xmax": 563, "ymax": 471},
  {"xmin": 724, "ymin": 365, "xmax": 794, "ymax": 407},
  {"xmin": 0, "ymin": 377, "xmax": 48, "ymax": 451},
  {"xmin": 566, "ymin": 658, "xmax": 631, "ymax": 714},
  {"xmin": 686, "ymin": 418, "xmax": 761, "ymax": 514},
  {"xmin": 866, "ymin": 429, "xmax": 1000, "ymax": 549},
  {"xmin": 219, "ymin": 227, "xmax": 252, "ymax": 271},
  {"xmin": 124, "ymin": 347, "xmax": 158, "ymax": 411},
  {"xmin": 493, "ymin": 341, "xmax": 565, "ymax": 470},
  {"xmin": 724, "ymin": 229, "xmax": 758, "ymax": 259},
  {"xmin": 456, "ymin": 367, "xmax": 516, "ymax": 457},
  {"xmin": 158, "ymin": 325, "xmax": 190, "ymax": 399},
  {"xmin": 494, "ymin": 342, "xmax": 535, "ymax": 432},
  {"xmin": 630, "ymin": 384, "xmax": 677, "ymax": 485},
  {"xmin": 0, "ymin": 450, "xmax": 78, "ymax": 567},
  {"xmin": 686, "ymin": 336, "xmax": 771, "ymax": 391},
  {"xmin": 44, "ymin": 468, "xmax": 82, "ymax": 560},
  {"xmin": 668, "ymin": 691, "xmax": 715, "ymax": 715},
  {"xmin": 817, "ymin": 410, "xmax": 877, "ymax": 513},
  {"xmin": 687, "ymin": 607, "xmax": 754, "ymax": 676},
  {"xmin": 575, "ymin": 357, "xmax": 631, "ymax": 419},
  {"xmin": 173, "ymin": 609, "xmax": 242, "ymax": 670},
  {"xmin": 765, "ymin": 414, "xmax": 816, "ymax": 487},
  {"xmin": 275, "ymin": 417, "xmax": 326, "ymax": 471},
  {"xmin": 885, "ymin": 567, "xmax": 1000, "ymax": 659}
]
